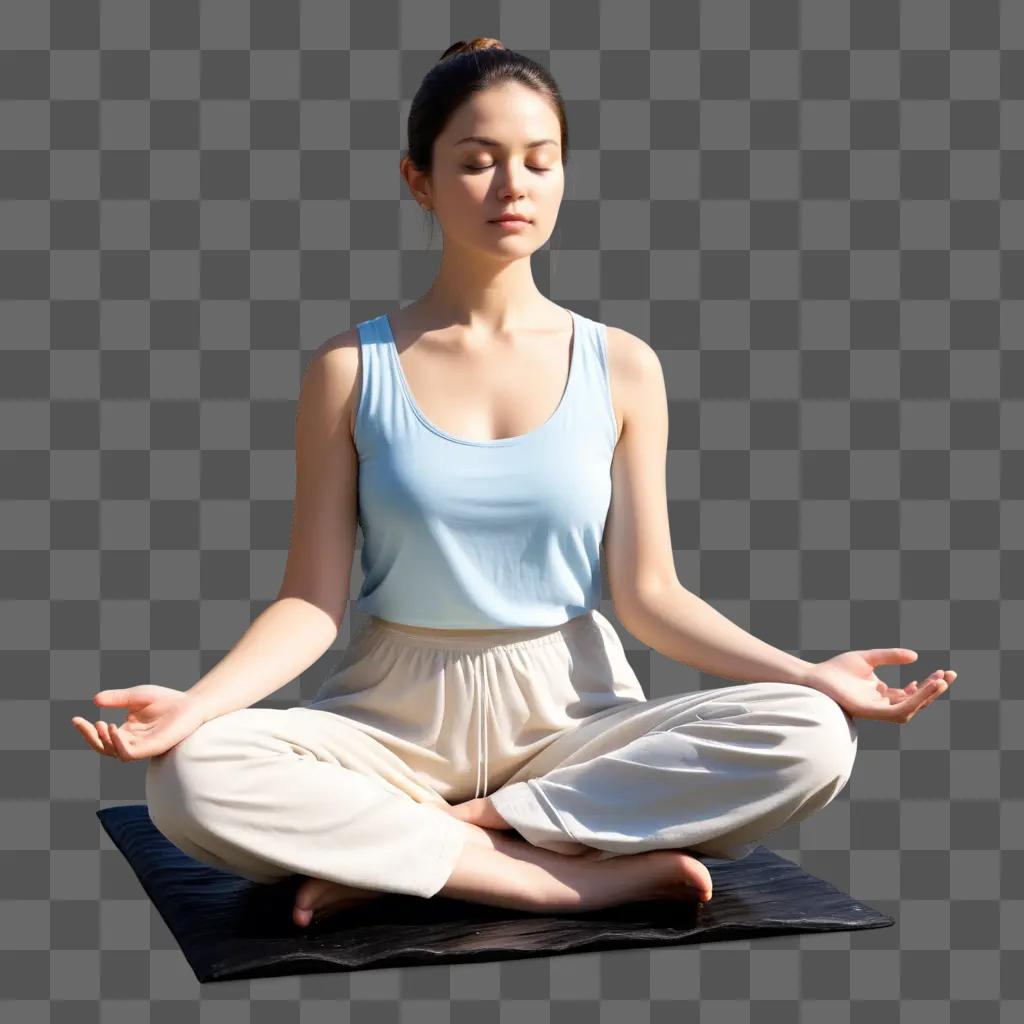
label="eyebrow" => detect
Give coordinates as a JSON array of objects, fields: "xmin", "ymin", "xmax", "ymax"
[{"xmin": 454, "ymin": 136, "xmax": 559, "ymax": 148}]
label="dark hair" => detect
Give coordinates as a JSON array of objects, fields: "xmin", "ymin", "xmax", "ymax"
[{"xmin": 405, "ymin": 37, "xmax": 569, "ymax": 241}]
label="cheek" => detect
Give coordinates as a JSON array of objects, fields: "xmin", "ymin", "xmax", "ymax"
[
  {"xmin": 537, "ymin": 176, "xmax": 564, "ymax": 207},
  {"xmin": 447, "ymin": 179, "xmax": 491, "ymax": 211}
]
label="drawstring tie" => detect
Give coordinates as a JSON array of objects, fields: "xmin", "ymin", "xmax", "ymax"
[{"xmin": 474, "ymin": 664, "xmax": 491, "ymax": 799}]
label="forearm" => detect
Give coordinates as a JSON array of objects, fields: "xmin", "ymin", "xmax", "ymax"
[
  {"xmin": 620, "ymin": 582, "xmax": 816, "ymax": 687},
  {"xmin": 185, "ymin": 597, "xmax": 341, "ymax": 723}
]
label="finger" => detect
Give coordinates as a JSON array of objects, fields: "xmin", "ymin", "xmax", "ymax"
[
  {"xmin": 91, "ymin": 720, "xmax": 117, "ymax": 759},
  {"xmin": 892, "ymin": 670, "xmax": 948, "ymax": 702},
  {"xmin": 892, "ymin": 678, "xmax": 948, "ymax": 721},
  {"xmin": 108, "ymin": 723, "xmax": 129, "ymax": 761},
  {"xmin": 885, "ymin": 666, "xmax": 956, "ymax": 704},
  {"xmin": 96, "ymin": 721, "xmax": 118, "ymax": 758},
  {"xmin": 94, "ymin": 688, "xmax": 149, "ymax": 710},
  {"xmin": 891, "ymin": 682, "xmax": 919, "ymax": 704},
  {"xmin": 899, "ymin": 668, "xmax": 956, "ymax": 694},
  {"xmin": 921, "ymin": 673, "xmax": 955, "ymax": 704},
  {"xmin": 94, "ymin": 690, "xmax": 130, "ymax": 708},
  {"xmin": 100, "ymin": 721, "xmax": 120, "ymax": 758},
  {"xmin": 916, "ymin": 689, "xmax": 946, "ymax": 715},
  {"xmin": 863, "ymin": 648, "xmax": 918, "ymax": 669},
  {"xmin": 881, "ymin": 682, "xmax": 921, "ymax": 712},
  {"xmin": 71, "ymin": 718, "xmax": 108, "ymax": 757}
]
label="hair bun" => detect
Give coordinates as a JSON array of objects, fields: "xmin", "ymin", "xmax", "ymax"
[{"xmin": 438, "ymin": 37, "xmax": 505, "ymax": 62}]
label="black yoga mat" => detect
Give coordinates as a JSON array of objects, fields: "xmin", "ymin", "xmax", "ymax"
[{"xmin": 98, "ymin": 803, "xmax": 893, "ymax": 983}]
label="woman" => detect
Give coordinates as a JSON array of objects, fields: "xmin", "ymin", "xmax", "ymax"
[{"xmin": 73, "ymin": 39, "xmax": 956, "ymax": 930}]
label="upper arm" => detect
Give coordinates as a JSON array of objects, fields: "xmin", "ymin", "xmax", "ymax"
[
  {"xmin": 275, "ymin": 328, "xmax": 362, "ymax": 632},
  {"xmin": 602, "ymin": 326, "xmax": 680, "ymax": 623}
]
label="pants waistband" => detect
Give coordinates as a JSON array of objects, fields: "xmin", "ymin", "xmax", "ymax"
[{"xmin": 364, "ymin": 609, "xmax": 597, "ymax": 654}]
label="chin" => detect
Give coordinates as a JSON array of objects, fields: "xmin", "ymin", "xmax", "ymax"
[{"xmin": 474, "ymin": 233, "xmax": 538, "ymax": 255}]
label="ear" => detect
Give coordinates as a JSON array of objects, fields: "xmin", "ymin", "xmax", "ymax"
[{"xmin": 400, "ymin": 154, "xmax": 432, "ymax": 209}]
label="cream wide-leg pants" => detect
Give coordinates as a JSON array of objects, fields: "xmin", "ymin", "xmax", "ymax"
[{"xmin": 145, "ymin": 609, "xmax": 858, "ymax": 899}]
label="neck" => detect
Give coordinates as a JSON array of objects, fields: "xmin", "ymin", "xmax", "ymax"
[{"xmin": 415, "ymin": 244, "xmax": 552, "ymax": 333}]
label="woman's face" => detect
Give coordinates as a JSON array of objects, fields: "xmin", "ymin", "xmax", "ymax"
[{"xmin": 418, "ymin": 81, "xmax": 565, "ymax": 258}]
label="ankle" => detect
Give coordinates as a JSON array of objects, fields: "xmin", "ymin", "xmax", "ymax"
[{"xmin": 482, "ymin": 796, "xmax": 512, "ymax": 829}]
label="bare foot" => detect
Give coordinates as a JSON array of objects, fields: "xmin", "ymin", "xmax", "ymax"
[
  {"xmin": 292, "ymin": 876, "xmax": 383, "ymax": 929},
  {"xmin": 534, "ymin": 847, "xmax": 713, "ymax": 912},
  {"xmin": 292, "ymin": 812, "xmax": 498, "ymax": 928},
  {"xmin": 440, "ymin": 802, "xmax": 720, "ymax": 909},
  {"xmin": 636, "ymin": 850, "xmax": 714, "ymax": 905}
]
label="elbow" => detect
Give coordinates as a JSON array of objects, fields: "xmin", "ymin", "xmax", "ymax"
[
  {"xmin": 611, "ymin": 576, "xmax": 682, "ymax": 633},
  {"xmin": 274, "ymin": 589, "xmax": 346, "ymax": 639}
]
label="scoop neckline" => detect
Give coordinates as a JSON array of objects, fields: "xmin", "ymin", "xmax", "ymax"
[{"xmin": 381, "ymin": 308, "xmax": 580, "ymax": 448}]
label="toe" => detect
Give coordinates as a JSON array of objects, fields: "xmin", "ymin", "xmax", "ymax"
[{"xmin": 294, "ymin": 876, "xmax": 330, "ymax": 911}]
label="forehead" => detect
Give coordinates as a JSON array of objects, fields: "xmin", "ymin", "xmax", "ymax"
[{"xmin": 441, "ymin": 82, "xmax": 561, "ymax": 146}]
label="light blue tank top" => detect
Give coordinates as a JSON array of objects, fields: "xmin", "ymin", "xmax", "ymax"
[{"xmin": 351, "ymin": 308, "xmax": 618, "ymax": 629}]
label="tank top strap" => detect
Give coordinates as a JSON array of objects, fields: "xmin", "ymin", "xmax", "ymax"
[
  {"xmin": 564, "ymin": 310, "xmax": 618, "ymax": 452},
  {"xmin": 352, "ymin": 314, "xmax": 405, "ymax": 454}
]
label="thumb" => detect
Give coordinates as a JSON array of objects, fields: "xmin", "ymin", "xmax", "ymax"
[{"xmin": 94, "ymin": 688, "xmax": 147, "ymax": 708}]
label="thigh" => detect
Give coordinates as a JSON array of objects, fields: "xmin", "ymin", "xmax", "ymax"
[
  {"xmin": 166, "ymin": 704, "xmax": 452, "ymax": 808},
  {"xmin": 496, "ymin": 680, "xmax": 852, "ymax": 787}
]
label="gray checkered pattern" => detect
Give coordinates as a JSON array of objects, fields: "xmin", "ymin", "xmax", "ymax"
[{"xmin": 2, "ymin": 0, "xmax": 1020, "ymax": 1016}]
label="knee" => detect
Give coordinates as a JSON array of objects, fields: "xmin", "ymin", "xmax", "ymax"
[
  {"xmin": 144, "ymin": 711, "xmax": 252, "ymax": 844},
  {"xmin": 788, "ymin": 685, "xmax": 858, "ymax": 790},
  {"xmin": 747, "ymin": 681, "xmax": 857, "ymax": 791}
]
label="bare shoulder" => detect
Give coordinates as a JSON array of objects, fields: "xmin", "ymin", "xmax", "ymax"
[
  {"xmin": 279, "ymin": 327, "xmax": 363, "ymax": 621},
  {"xmin": 603, "ymin": 325, "xmax": 666, "ymax": 439},
  {"xmin": 306, "ymin": 327, "xmax": 363, "ymax": 440}
]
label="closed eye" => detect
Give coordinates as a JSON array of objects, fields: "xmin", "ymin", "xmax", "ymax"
[{"xmin": 464, "ymin": 166, "xmax": 551, "ymax": 173}]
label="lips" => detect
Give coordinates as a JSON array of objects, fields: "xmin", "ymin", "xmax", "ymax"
[{"xmin": 490, "ymin": 215, "xmax": 530, "ymax": 223}]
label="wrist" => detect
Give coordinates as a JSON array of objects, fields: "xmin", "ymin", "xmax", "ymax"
[
  {"xmin": 183, "ymin": 691, "xmax": 213, "ymax": 724},
  {"xmin": 788, "ymin": 657, "xmax": 822, "ymax": 689}
]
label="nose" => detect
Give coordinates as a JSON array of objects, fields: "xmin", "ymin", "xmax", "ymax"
[{"xmin": 497, "ymin": 165, "xmax": 529, "ymax": 199}]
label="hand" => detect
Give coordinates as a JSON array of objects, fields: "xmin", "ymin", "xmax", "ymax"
[
  {"xmin": 71, "ymin": 686, "xmax": 208, "ymax": 761},
  {"xmin": 804, "ymin": 648, "xmax": 956, "ymax": 723}
]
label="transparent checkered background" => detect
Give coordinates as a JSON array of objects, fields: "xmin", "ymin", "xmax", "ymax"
[{"xmin": 2, "ymin": 0, "xmax": 1022, "ymax": 1018}]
